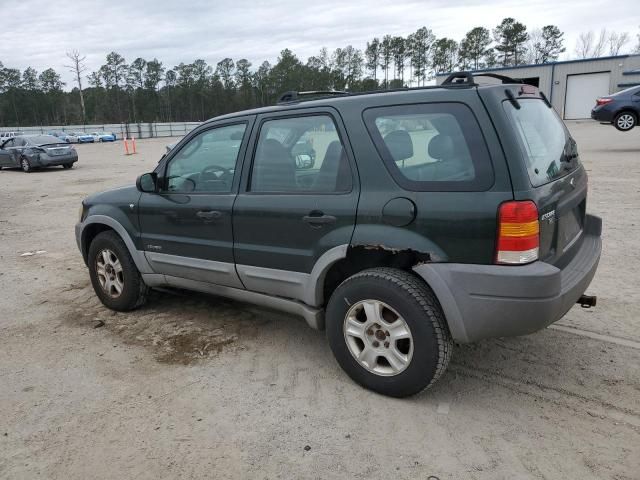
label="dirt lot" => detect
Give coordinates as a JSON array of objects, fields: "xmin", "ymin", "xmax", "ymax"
[{"xmin": 1, "ymin": 123, "xmax": 639, "ymax": 479}]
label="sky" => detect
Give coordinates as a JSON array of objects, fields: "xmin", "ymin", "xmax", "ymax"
[{"xmin": 0, "ymin": 0, "xmax": 638, "ymax": 88}]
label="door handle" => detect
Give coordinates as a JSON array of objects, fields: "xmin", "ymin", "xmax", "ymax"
[
  {"xmin": 196, "ymin": 210, "xmax": 222, "ymax": 221},
  {"xmin": 302, "ymin": 211, "xmax": 337, "ymax": 226}
]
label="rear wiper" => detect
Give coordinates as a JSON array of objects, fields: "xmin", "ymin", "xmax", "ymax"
[{"xmin": 504, "ymin": 89, "xmax": 521, "ymax": 109}]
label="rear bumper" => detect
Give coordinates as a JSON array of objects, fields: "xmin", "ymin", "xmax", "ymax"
[
  {"xmin": 591, "ymin": 107, "xmax": 614, "ymax": 122},
  {"xmin": 414, "ymin": 214, "xmax": 602, "ymax": 343},
  {"xmin": 33, "ymin": 155, "xmax": 78, "ymax": 167}
]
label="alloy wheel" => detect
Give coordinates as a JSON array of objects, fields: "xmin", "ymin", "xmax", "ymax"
[
  {"xmin": 95, "ymin": 249, "xmax": 124, "ymax": 298},
  {"xmin": 617, "ymin": 114, "xmax": 635, "ymax": 130},
  {"xmin": 343, "ymin": 299, "xmax": 414, "ymax": 376}
]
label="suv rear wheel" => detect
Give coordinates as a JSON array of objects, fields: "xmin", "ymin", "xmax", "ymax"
[
  {"xmin": 88, "ymin": 231, "xmax": 148, "ymax": 311},
  {"xmin": 614, "ymin": 111, "xmax": 637, "ymax": 131},
  {"xmin": 326, "ymin": 268, "xmax": 452, "ymax": 397}
]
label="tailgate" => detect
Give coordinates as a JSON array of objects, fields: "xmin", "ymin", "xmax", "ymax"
[
  {"xmin": 526, "ymin": 166, "xmax": 587, "ymax": 266},
  {"xmin": 504, "ymin": 95, "xmax": 587, "ymax": 266}
]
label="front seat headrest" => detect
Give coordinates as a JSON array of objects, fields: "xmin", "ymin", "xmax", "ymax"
[{"xmin": 384, "ymin": 130, "xmax": 413, "ymax": 162}]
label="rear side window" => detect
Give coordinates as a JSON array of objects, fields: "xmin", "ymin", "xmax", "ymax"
[
  {"xmin": 504, "ymin": 99, "xmax": 580, "ymax": 187},
  {"xmin": 363, "ymin": 103, "xmax": 494, "ymax": 191}
]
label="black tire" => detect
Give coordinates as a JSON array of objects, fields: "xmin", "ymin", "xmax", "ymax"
[
  {"xmin": 62, "ymin": 163, "xmax": 73, "ymax": 169},
  {"xmin": 20, "ymin": 157, "xmax": 32, "ymax": 173},
  {"xmin": 326, "ymin": 267, "xmax": 452, "ymax": 397},
  {"xmin": 613, "ymin": 111, "xmax": 637, "ymax": 131},
  {"xmin": 88, "ymin": 231, "xmax": 148, "ymax": 311}
]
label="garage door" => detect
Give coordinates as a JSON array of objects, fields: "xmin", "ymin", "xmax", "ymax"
[{"xmin": 564, "ymin": 72, "xmax": 611, "ymax": 119}]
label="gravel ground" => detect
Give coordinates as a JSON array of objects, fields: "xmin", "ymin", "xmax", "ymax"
[{"xmin": 0, "ymin": 122, "xmax": 639, "ymax": 480}]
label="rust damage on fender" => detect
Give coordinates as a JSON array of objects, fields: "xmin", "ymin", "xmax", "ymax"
[{"xmin": 350, "ymin": 244, "xmax": 436, "ymax": 266}]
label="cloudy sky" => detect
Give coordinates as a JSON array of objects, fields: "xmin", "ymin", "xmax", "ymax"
[{"xmin": 1, "ymin": 0, "xmax": 638, "ymax": 87}]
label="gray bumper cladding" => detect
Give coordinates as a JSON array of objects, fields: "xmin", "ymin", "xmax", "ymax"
[{"xmin": 414, "ymin": 215, "xmax": 602, "ymax": 343}]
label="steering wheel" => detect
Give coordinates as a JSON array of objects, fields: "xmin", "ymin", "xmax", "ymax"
[{"xmin": 200, "ymin": 164, "xmax": 232, "ymax": 182}]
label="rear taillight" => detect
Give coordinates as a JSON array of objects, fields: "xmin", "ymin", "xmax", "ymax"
[
  {"xmin": 496, "ymin": 201, "xmax": 539, "ymax": 265},
  {"xmin": 596, "ymin": 97, "xmax": 613, "ymax": 106}
]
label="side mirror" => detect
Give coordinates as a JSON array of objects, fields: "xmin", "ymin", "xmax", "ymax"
[{"xmin": 136, "ymin": 172, "xmax": 158, "ymax": 193}]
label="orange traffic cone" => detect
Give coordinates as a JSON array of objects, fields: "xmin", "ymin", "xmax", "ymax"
[
  {"xmin": 132, "ymin": 137, "xmax": 137, "ymax": 154},
  {"xmin": 124, "ymin": 138, "xmax": 130, "ymax": 155}
]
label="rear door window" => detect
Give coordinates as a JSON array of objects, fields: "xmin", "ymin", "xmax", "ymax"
[
  {"xmin": 249, "ymin": 114, "xmax": 352, "ymax": 193},
  {"xmin": 363, "ymin": 103, "xmax": 494, "ymax": 191},
  {"xmin": 504, "ymin": 98, "xmax": 580, "ymax": 187}
]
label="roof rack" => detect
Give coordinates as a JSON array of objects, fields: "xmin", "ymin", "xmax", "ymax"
[
  {"xmin": 274, "ymin": 80, "xmax": 481, "ymax": 106},
  {"xmin": 441, "ymin": 71, "xmax": 523, "ymax": 86},
  {"xmin": 277, "ymin": 90, "xmax": 348, "ymax": 104}
]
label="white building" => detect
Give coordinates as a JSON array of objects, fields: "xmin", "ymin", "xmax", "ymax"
[{"xmin": 436, "ymin": 54, "xmax": 640, "ymax": 120}]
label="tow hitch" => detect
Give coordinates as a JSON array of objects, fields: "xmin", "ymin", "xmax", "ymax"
[{"xmin": 577, "ymin": 294, "xmax": 597, "ymax": 308}]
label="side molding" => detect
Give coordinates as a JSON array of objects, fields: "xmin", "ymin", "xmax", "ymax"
[
  {"xmin": 235, "ymin": 244, "xmax": 349, "ymax": 308},
  {"xmin": 164, "ymin": 275, "xmax": 325, "ymax": 330}
]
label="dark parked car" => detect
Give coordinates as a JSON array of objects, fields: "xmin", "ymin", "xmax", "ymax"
[
  {"xmin": 591, "ymin": 85, "xmax": 640, "ymax": 131},
  {"xmin": 76, "ymin": 73, "xmax": 601, "ymax": 397},
  {"xmin": 0, "ymin": 135, "xmax": 78, "ymax": 172}
]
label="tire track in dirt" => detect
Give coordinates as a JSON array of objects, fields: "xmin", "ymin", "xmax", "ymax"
[{"xmin": 450, "ymin": 363, "xmax": 640, "ymax": 430}]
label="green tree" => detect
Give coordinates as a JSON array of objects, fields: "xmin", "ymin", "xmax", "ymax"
[
  {"xmin": 253, "ymin": 61, "xmax": 271, "ymax": 106},
  {"xmin": 0, "ymin": 66, "xmax": 22, "ymax": 125},
  {"xmin": 459, "ymin": 27, "xmax": 492, "ymax": 70},
  {"xmin": 379, "ymin": 35, "xmax": 393, "ymax": 87},
  {"xmin": 493, "ymin": 18, "xmax": 529, "ymax": 66},
  {"xmin": 365, "ymin": 38, "xmax": 380, "ymax": 81},
  {"xmin": 216, "ymin": 58, "xmax": 235, "ymax": 90},
  {"xmin": 409, "ymin": 27, "xmax": 436, "ymax": 86},
  {"xmin": 39, "ymin": 68, "xmax": 65, "ymax": 124},
  {"xmin": 534, "ymin": 25, "xmax": 565, "ymax": 63},
  {"xmin": 391, "ymin": 36, "xmax": 406, "ymax": 83},
  {"xmin": 235, "ymin": 59, "xmax": 253, "ymax": 107},
  {"xmin": 432, "ymin": 38, "xmax": 459, "ymax": 74}
]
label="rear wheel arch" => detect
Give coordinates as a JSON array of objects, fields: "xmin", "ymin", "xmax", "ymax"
[{"xmin": 321, "ymin": 245, "xmax": 436, "ymax": 308}]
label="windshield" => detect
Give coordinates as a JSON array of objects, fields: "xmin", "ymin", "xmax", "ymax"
[
  {"xmin": 26, "ymin": 135, "xmax": 64, "ymax": 145},
  {"xmin": 505, "ymin": 99, "xmax": 580, "ymax": 187}
]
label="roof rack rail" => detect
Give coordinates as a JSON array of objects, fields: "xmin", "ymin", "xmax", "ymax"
[
  {"xmin": 277, "ymin": 90, "xmax": 348, "ymax": 104},
  {"xmin": 442, "ymin": 71, "xmax": 523, "ymax": 86}
]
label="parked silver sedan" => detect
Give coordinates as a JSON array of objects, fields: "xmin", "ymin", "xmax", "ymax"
[{"xmin": 0, "ymin": 135, "xmax": 78, "ymax": 172}]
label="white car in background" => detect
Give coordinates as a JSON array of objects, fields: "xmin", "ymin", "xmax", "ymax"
[
  {"xmin": 0, "ymin": 131, "xmax": 25, "ymax": 141},
  {"xmin": 90, "ymin": 132, "xmax": 117, "ymax": 142}
]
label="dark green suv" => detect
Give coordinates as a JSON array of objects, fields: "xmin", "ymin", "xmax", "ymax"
[{"xmin": 76, "ymin": 73, "xmax": 601, "ymax": 397}]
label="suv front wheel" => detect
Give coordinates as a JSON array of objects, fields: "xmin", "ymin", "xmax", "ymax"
[
  {"xmin": 88, "ymin": 231, "xmax": 148, "ymax": 311},
  {"xmin": 326, "ymin": 268, "xmax": 452, "ymax": 397}
]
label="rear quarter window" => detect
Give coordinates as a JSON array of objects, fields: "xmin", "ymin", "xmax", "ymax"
[{"xmin": 363, "ymin": 103, "xmax": 494, "ymax": 192}]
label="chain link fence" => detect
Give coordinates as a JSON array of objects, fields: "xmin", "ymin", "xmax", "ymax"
[{"xmin": 0, "ymin": 122, "xmax": 201, "ymax": 139}]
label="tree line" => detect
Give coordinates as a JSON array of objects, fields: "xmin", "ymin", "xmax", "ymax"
[{"xmin": 1, "ymin": 20, "xmax": 639, "ymax": 127}]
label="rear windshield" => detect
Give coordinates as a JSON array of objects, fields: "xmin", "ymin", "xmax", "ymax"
[{"xmin": 504, "ymin": 98, "xmax": 580, "ymax": 187}]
